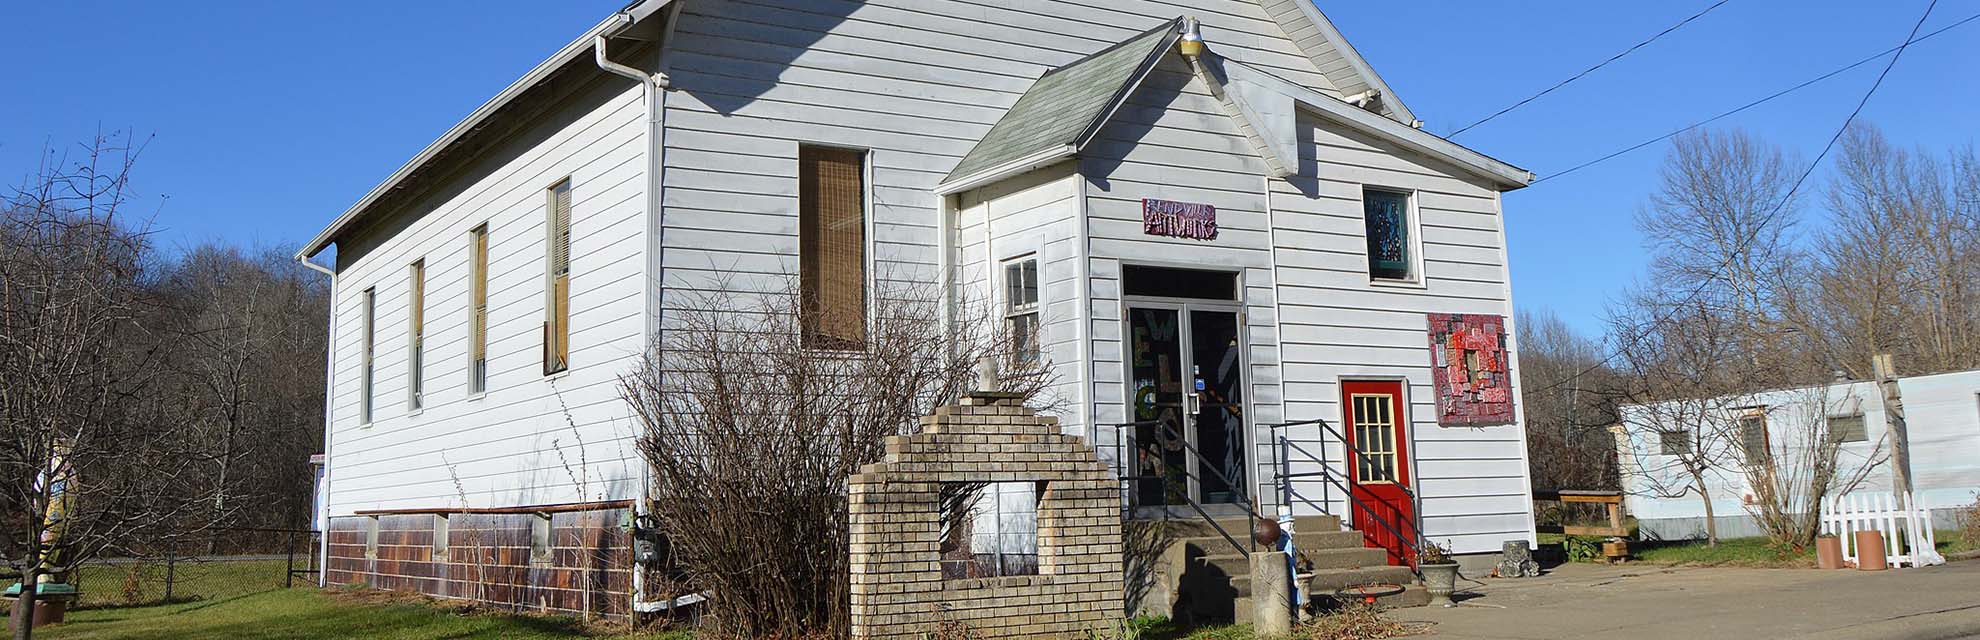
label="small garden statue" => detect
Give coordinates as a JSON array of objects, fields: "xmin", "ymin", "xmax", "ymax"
[{"xmin": 1495, "ymin": 540, "xmax": 1540, "ymax": 578}]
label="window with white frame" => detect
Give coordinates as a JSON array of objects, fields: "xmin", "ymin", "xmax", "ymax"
[
  {"xmin": 408, "ymin": 259, "xmax": 425, "ymax": 411},
  {"xmin": 361, "ymin": 287, "xmax": 376, "ymax": 425},
  {"xmin": 1362, "ymin": 188, "xmax": 1416, "ymax": 281},
  {"xmin": 1003, "ymin": 257, "xmax": 1039, "ymax": 363}
]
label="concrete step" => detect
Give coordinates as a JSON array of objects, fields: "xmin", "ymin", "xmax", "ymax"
[
  {"xmin": 1307, "ymin": 565, "xmax": 1418, "ymax": 593},
  {"xmin": 1292, "ymin": 514, "xmax": 1342, "ymax": 531},
  {"xmin": 1291, "ymin": 530, "xmax": 1365, "ymax": 550},
  {"xmin": 1299, "ymin": 546, "xmax": 1391, "ymax": 570}
]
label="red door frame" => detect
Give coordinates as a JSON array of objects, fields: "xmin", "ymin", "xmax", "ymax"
[{"xmin": 1341, "ymin": 380, "xmax": 1418, "ymax": 566}]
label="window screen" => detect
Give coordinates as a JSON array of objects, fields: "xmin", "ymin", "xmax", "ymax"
[
  {"xmin": 1827, "ymin": 414, "xmax": 1868, "ymax": 444},
  {"xmin": 1658, "ymin": 430, "xmax": 1689, "ymax": 456},
  {"xmin": 545, "ymin": 180, "xmax": 572, "ymax": 374},
  {"xmin": 1363, "ymin": 189, "xmax": 1412, "ymax": 280},
  {"xmin": 1738, "ymin": 413, "xmax": 1770, "ymax": 466},
  {"xmin": 799, "ymin": 145, "xmax": 867, "ymax": 349}
]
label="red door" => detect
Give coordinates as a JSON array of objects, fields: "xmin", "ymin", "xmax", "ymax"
[{"xmin": 1341, "ymin": 380, "xmax": 1417, "ymax": 566}]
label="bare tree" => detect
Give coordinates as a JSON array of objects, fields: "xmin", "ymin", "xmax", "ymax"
[
  {"xmin": 1728, "ymin": 385, "xmax": 1886, "ymax": 552},
  {"xmin": 622, "ymin": 271, "xmax": 1054, "ymax": 638},
  {"xmin": 151, "ymin": 245, "xmax": 328, "ymax": 547},
  {"xmin": 1796, "ymin": 124, "xmax": 1980, "ymax": 378},
  {"xmin": 0, "ymin": 134, "xmax": 211, "ymax": 640},
  {"xmin": 1516, "ymin": 308, "xmax": 1619, "ymax": 492},
  {"xmin": 1609, "ymin": 299, "xmax": 1752, "ymax": 547}
]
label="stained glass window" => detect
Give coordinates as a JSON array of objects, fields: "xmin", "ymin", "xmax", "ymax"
[{"xmin": 1364, "ymin": 189, "xmax": 1412, "ymax": 280}]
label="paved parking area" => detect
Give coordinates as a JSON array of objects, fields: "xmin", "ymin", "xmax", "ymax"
[{"xmin": 1390, "ymin": 560, "xmax": 1980, "ymax": 640}]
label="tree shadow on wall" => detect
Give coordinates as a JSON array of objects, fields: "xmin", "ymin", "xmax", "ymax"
[{"xmin": 668, "ymin": 0, "xmax": 860, "ymax": 116}]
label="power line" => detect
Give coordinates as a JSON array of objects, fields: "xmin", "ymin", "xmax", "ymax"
[
  {"xmin": 1531, "ymin": 9, "xmax": 1977, "ymax": 186},
  {"xmin": 1524, "ymin": 0, "xmax": 1943, "ymax": 397},
  {"xmin": 1448, "ymin": 0, "xmax": 1735, "ymax": 138}
]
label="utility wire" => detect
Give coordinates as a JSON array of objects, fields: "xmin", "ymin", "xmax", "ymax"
[
  {"xmin": 1448, "ymin": 0, "xmax": 1735, "ymax": 138},
  {"xmin": 1524, "ymin": 0, "xmax": 1943, "ymax": 397},
  {"xmin": 1531, "ymin": 8, "xmax": 1977, "ymax": 186}
]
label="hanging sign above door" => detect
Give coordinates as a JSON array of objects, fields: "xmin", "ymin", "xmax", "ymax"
[{"xmin": 1142, "ymin": 198, "xmax": 1217, "ymax": 240}]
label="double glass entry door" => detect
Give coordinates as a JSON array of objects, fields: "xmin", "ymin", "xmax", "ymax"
[{"xmin": 1126, "ymin": 303, "xmax": 1247, "ymax": 511}]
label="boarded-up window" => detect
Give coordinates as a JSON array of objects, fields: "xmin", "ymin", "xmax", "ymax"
[
  {"xmin": 800, "ymin": 146, "xmax": 867, "ymax": 349},
  {"xmin": 361, "ymin": 288, "xmax": 376, "ymax": 425},
  {"xmin": 1658, "ymin": 430, "xmax": 1689, "ymax": 456},
  {"xmin": 545, "ymin": 180, "xmax": 572, "ymax": 374},
  {"xmin": 1363, "ymin": 188, "xmax": 1413, "ymax": 281},
  {"xmin": 1827, "ymin": 414, "xmax": 1868, "ymax": 444},
  {"xmin": 1738, "ymin": 412, "xmax": 1770, "ymax": 467},
  {"xmin": 469, "ymin": 225, "xmax": 489, "ymax": 394},
  {"xmin": 408, "ymin": 260, "xmax": 425, "ymax": 410}
]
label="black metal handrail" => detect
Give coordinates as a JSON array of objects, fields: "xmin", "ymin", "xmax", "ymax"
[
  {"xmin": 1266, "ymin": 417, "xmax": 1424, "ymax": 571},
  {"xmin": 1109, "ymin": 420, "xmax": 1255, "ymax": 558}
]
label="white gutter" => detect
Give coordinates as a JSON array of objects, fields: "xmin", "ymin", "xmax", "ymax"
[
  {"xmin": 296, "ymin": 254, "xmax": 337, "ymax": 584},
  {"xmin": 298, "ymin": 0, "xmax": 672, "ymax": 260}
]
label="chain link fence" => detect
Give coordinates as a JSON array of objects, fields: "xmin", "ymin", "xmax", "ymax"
[{"xmin": 60, "ymin": 528, "xmax": 320, "ymax": 608}]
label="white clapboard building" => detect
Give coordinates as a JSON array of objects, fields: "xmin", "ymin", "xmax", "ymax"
[{"xmin": 297, "ymin": 0, "xmax": 1537, "ymax": 616}]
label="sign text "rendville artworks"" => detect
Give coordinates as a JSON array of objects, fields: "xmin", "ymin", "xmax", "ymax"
[{"xmin": 1141, "ymin": 198, "xmax": 1217, "ymax": 240}]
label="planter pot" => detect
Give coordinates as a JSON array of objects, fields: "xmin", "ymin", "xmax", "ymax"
[
  {"xmin": 1855, "ymin": 530, "xmax": 1888, "ymax": 571},
  {"xmin": 1816, "ymin": 536, "xmax": 1845, "ymax": 570},
  {"xmin": 1420, "ymin": 562, "xmax": 1460, "ymax": 606}
]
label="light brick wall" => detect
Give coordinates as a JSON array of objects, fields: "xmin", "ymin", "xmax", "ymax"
[{"xmin": 848, "ymin": 392, "xmax": 1125, "ymax": 640}]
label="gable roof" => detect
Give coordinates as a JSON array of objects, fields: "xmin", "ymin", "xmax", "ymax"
[
  {"xmin": 934, "ymin": 19, "xmax": 1183, "ymax": 195},
  {"xmin": 1257, "ymin": 0, "xmax": 1415, "ymax": 126}
]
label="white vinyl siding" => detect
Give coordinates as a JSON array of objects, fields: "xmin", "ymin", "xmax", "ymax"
[{"xmin": 324, "ymin": 67, "xmax": 648, "ymax": 514}]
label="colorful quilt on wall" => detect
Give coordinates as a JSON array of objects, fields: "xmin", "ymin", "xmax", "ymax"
[{"xmin": 1426, "ymin": 313, "xmax": 1515, "ymax": 426}]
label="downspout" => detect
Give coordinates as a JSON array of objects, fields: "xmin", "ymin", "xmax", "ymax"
[
  {"xmin": 595, "ymin": 10, "xmax": 676, "ymax": 616},
  {"xmin": 297, "ymin": 254, "xmax": 337, "ymax": 586}
]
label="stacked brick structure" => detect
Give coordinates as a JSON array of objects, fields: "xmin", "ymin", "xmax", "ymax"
[
  {"xmin": 324, "ymin": 504, "xmax": 632, "ymax": 617},
  {"xmin": 848, "ymin": 391, "xmax": 1125, "ymax": 639}
]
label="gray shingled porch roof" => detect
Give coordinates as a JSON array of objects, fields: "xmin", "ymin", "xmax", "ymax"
[{"xmin": 938, "ymin": 18, "xmax": 1183, "ymax": 191}]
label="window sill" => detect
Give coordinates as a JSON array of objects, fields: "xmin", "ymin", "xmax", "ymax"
[
  {"xmin": 406, "ymin": 408, "xmax": 424, "ymax": 418},
  {"xmin": 466, "ymin": 391, "xmax": 487, "ymax": 402},
  {"xmin": 543, "ymin": 369, "xmax": 571, "ymax": 382},
  {"xmin": 1368, "ymin": 277, "xmax": 1427, "ymax": 290}
]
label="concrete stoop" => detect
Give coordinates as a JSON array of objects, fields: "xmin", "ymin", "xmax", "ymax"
[{"xmin": 1132, "ymin": 515, "xmax": 1427, "ymax": 625}]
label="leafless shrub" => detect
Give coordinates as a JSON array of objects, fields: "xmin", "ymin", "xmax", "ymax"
[
  {"xmin": 622, "ymin": 270, "xmax": 1054, "ymax": 637},
  {"xmin": 1731, "ymin": 386, "xmax": 1885, "ymax": 552}
]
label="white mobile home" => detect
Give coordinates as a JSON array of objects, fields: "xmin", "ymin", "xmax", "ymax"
[
  {"xmin": 299, "ymin": 0, "xmax": 1538, "ymax": 617},
  {"xmin": 1618, "ymin": 369, "xmax": 1980, "ymax": 541}
]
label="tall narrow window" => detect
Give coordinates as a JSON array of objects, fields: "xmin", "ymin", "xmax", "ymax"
[
  {"xmin": 545, "ymin": 180, "xmax": 572, "ymax": 375},
  {"xmin": 468, "ymin": 225, "xmax": 489, "ymax": 393},
  {"xmin": 1003, "ymin": 258, "xmax": 1040, "ymax": 363},
  {"xmin": 1362, "ymin": 188, "xmax": 1414, "ymax": 281},
  {"xmin": 799, "ymin": 145, "xmax": 867, "ymax": 349},
  {"xmin": 408, "ymin": 260, "xmax": 425, "ymax": 410},
  {"xmin": 1738, "ymin": 410, "xmax": 1771, "ymax": 467},
  {"xmin": 361, "ymin": 288, "xmax": 376, "ymax": 425}
]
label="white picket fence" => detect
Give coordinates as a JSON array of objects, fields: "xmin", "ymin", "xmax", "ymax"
[{"xmin": 1819, "ymin": 491, "xmax": 1945, "ymax": 568}]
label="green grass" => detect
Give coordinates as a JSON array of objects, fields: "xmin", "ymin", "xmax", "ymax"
[{"xmin": 12, "ymin": 588, "xmax": 682, "ymax": 640}]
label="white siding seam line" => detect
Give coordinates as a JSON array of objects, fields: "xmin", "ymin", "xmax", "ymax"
[{"xmin": 1492, "ymin": 189, "xmax": 1540, "ymax": 548}]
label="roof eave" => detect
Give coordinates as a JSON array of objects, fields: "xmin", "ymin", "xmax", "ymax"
[
  {"xmin": 296, "ymin": 0, "xmax": 673, "ymax": 261},
  {"xmin": 1295, "ymin": 85, "xmax": 1531, "ymax": 190},
  {"xmin": 932, "ymin": 144, "xmax": 1078, "ymax": 196}
]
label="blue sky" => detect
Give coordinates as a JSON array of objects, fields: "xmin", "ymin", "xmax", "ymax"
[{"xmin": 2, "ymin": 1, "xmax": 1974, "ymax": 336}]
